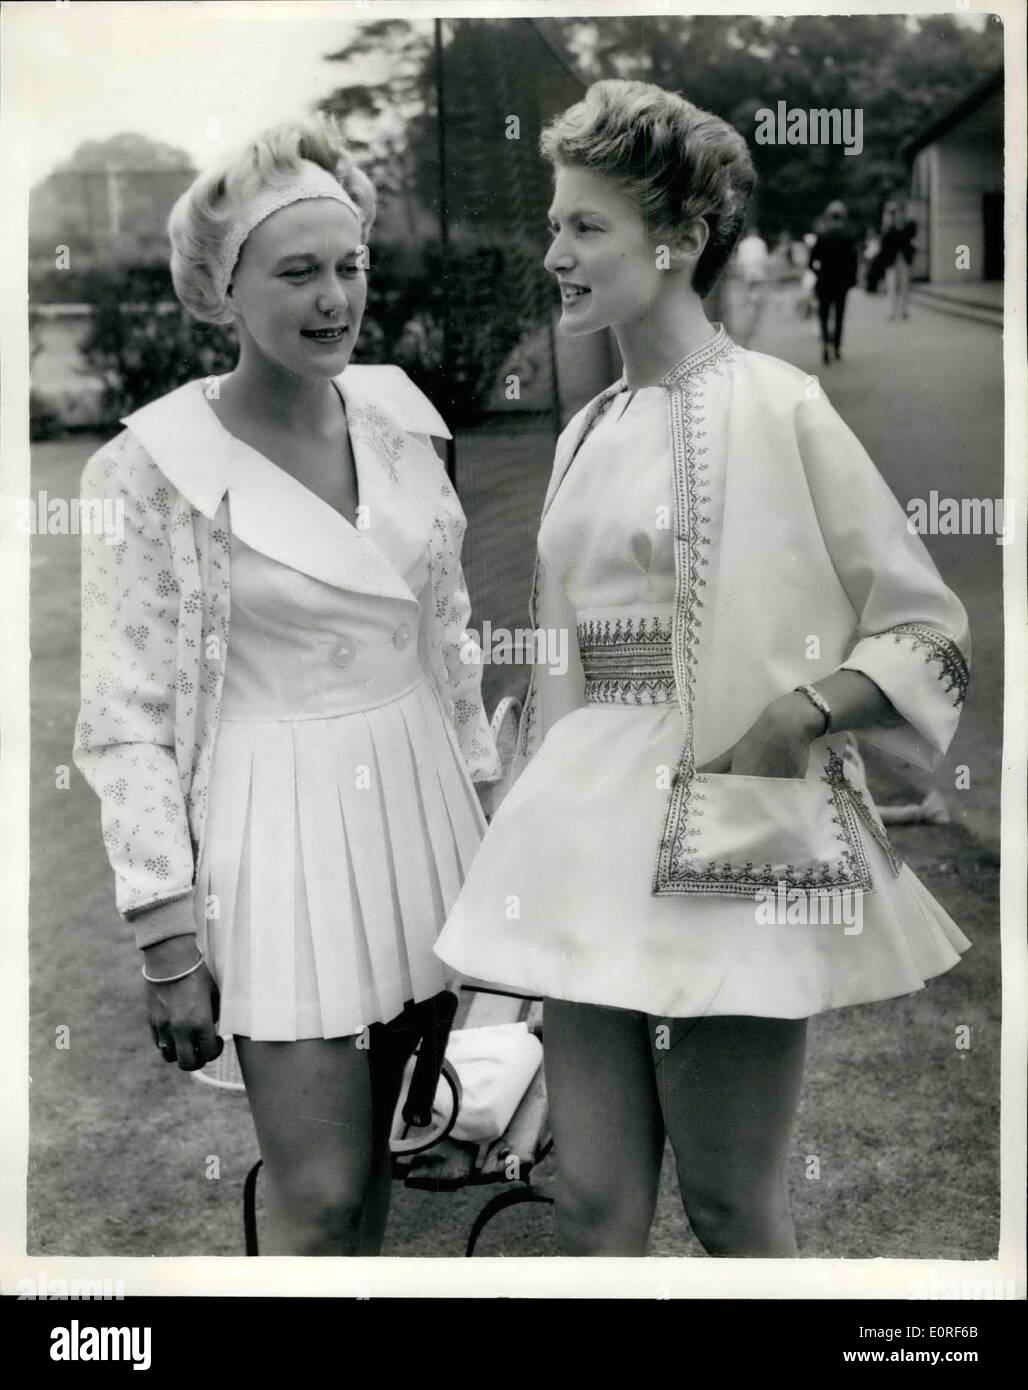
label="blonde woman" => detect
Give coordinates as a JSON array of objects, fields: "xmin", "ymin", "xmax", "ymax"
[
  {"xmin": 436, "ymin": 81, "xmax": 970, "ymax": 1257},
  {"xmin": 74, "ymin": 115, "xmax": 499, "ymax": 1255}
]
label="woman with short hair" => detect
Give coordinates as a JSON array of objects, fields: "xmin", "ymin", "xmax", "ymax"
[
  {"xmin": 75, "ymin": 114, "xmax": 499, "ymax": 1254},
  {"xmin": 436, "ymin": 80, "xmax": 970, "ymax": 1257}
]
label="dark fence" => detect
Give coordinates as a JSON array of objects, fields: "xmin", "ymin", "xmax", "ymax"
[{"xmin": 428, "ymin": 19, "xmax": 616, "ymax": 709}]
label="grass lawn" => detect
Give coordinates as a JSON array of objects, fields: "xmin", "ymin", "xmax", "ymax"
[{"xmin": 27, "ymin": 433, "xmax": 1000, "ymax": 1261}]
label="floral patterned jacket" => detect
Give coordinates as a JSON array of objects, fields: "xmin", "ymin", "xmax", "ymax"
[
  {"xmin": 516, "ymin": 328, "xmax": 971, "ymax": 899},
  {"xmin": 74, "ymin": 365, "xmax": 499, "ymax": 947}
]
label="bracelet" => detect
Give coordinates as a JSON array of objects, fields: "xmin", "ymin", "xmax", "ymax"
[
  {"xmin": 794, "ymin": 683, "xmax": 832, "ymax": 736},
  {"xmin": 142, "ymin": 948, "xmax": 205, "ymax": 986}
]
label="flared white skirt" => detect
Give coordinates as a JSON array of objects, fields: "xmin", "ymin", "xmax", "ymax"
[{"xmin": 435, "ymin": 701, "xmax": 971, "ymax": 1019}]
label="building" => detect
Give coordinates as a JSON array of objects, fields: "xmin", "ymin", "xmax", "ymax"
[{"xmin": 902, "ymin": 68, "xmax": 1003, "ymax": 322}]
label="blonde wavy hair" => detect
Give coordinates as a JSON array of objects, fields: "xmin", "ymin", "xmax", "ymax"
[
  {"xmin": 540, "ymin": 80, "xmax": 756, "ymax": 297},
  {"xmin": 168, "ymin": 113, "xmax": 377, "ymax": 325}
]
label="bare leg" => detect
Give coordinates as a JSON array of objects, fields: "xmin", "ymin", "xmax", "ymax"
[
  {"xmin": 886, "ymin": 264, "xmax": 898, "ymax": 318},
  {"xmin": 652, "ymin": 1014, "xmax": 808, "ymax": 1257},
  {"xmin": 543, "ymin": 999, "xmax": 666, "ymax": 1254},
  {"xmin": 235, "ymin": 1027, "xmax": 408, "ymax": 1256},
  {"xmin": 897, "ymin": 259, "xmax": 911, "ymax": 317}
]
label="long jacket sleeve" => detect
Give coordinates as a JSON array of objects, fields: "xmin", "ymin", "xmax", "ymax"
[
  {"xmin": 426, "ymin": 468, "xmax": 503, "ymax": 784},
  {"xmin": 73, "ymin": 437, "xmax": 198, "ymax": 932},
  {"xmin": 796, "ymin": 390, "xmax": 969, "ymax": 768}
]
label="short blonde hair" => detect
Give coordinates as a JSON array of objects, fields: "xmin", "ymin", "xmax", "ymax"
[
  {"xmin": 540, "ymin": 80, "xmax": 756, "ymax": 297},
  {"xmin": 168, "ymin": 113, "xmax": 376, "ymax": 325}
]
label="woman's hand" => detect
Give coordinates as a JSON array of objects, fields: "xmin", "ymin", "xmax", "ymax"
[
  {"xmin": 142, "ymin": 936, "xmax": 223, "ymax": 1072},
  {"xmin": 698, "ymin": 693, "xmax": 825, "ymax": 779}
]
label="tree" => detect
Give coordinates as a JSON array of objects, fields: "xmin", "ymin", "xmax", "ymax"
[
  {"xmin": 30, "ymin": 134, "xmax": 196, "ymax": 264},
  {"xmin": 320, "ymin": 19, "xmax": 436, "ymax": 242},
  {"xmin": 552, "ymin": 12, "xmax": 1002, "ymax": 235},
  {"xmin": 47, "ymin": 132, "xmax": 195, "ymax": 174}
]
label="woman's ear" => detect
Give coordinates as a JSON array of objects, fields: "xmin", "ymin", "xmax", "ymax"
[
  {"xmin": 664, "ymin": 217, "xmax": 710, "ymax": 275},
  {"xmin": 223, "ymin": 278, "xmax": 240, "ymax": 322}
]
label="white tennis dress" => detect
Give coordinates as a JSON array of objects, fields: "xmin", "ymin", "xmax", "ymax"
[
  {"xmin": 195, "ymin": 489, "xmax": 485, "ymax": 1042},
  {"xmin": 435, "ymin": 384, "xmax": 971, "ymax": 1019}
]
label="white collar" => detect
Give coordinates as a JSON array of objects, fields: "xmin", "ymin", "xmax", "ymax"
[
  {"xmin": 122, "ymin": 366, "xmax": 451, "ymax": 603},
  {"xmin": 121, "ymin": 364, "xmax": 451, "ymax": 521}
]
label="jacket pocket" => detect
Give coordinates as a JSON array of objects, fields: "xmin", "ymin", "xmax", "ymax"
[{"xmin": 653, "ymin": 748, "xmax": 884, "ymax": 897}]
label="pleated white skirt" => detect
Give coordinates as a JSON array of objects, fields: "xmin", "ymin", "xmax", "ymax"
[{"xmin": 197, "ymin": 678, "xmax": 484, "ymax": 1040}]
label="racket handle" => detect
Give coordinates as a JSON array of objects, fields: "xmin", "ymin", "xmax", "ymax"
[{"xmin": 403, "ymin": 990, "xmax": 459, "ymax": 1128}]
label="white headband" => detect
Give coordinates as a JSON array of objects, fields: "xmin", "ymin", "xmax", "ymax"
[{"xmin": 213, "ymin": 160, "xmax": 363, "ymax": 303}]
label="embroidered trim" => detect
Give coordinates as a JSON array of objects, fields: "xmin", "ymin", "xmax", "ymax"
[
  {"xmin": 649, "ymin": 334, "xmax": 900, "ymax": 895},
  {"xmin": 836, "ymin": 760, "xmax": 903, "ymax": 874},
  {"xmin": 654, "ymin": 333, "xmax": 739, "ymax": 892},
  {"xmin": 659, "ymin": 326, "xmax": 735, "ymax": 386},
  {"xmin": 883, "ymin": 623, "xmax": 969, "ymax": 708},
  {"xmin": 578, "ymin": 615, "xmax": 676, "ymax": 705},
  {"xmin": 654, "ymin": 749, "xmax": 878, "ymax": 898},
  {"xmin": 517, "ymin": 327, "xmax": 734, "ymax": 763}
]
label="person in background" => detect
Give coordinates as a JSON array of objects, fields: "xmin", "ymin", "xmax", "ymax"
[
  {"xmin": 734, "ymin": 224, "xmax": 770, "ymax": 346},
  {"xmin": 879, "ymin": 199, "xmax": 917, "ymax": 320},
  {"xmin": 809, "ymin": 200, "xmax": 859, "ymax": 365},
  {"xmin": 795, "ymin": 231, "xmax": 818, "ymax": 320},
  {"xmin": 862, "ymin": 226, "xmax": 883, "ymax": 292}
]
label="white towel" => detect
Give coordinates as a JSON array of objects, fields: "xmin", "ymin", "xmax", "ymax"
[{"xmin": 394, "ymin": 1021, "xmax": 543, "ymax": 1145}]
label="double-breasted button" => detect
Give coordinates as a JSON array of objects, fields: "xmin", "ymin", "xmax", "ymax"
[
  {"xmin": 393, "ymin": 621, "xmax": 414, "ymax": 650},
  {"xmin": 330, "ymin": 637, "xmax": 357, "ymax": 667}
]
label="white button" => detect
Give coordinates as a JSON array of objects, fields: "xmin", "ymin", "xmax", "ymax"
[
  {"xmin": 447, "ymin": 699, "xmax": 456, "ymax": 717},
  {"xmin": 330, "ymin": 638, "xmax": 357, "ymax": 667},
  {"xmin": 393, "ymin": 621, "xmax": 413, "ymax": 649}
]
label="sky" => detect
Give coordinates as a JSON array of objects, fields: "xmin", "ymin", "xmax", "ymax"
[{"xmin": 5, "ymin": 1, "xmax": 402, "ymax": 185}]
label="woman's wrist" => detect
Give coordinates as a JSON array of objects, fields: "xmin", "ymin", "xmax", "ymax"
[
  {"xmin": 767, "ymin": 691, "xmax": 826, "ymax": 741},
  {"xmin": 135, "ymin": 894, "xmax": 199, "ymax": 961},
  {"xmin": 141, "ymin": 934, "xmax": 201, "ymax": 975},
  {"xmin": 130, "ymin": 894, "xmax": 198, "ymax": 951}
]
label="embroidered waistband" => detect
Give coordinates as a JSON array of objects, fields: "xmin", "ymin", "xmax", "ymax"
[{"xmin": 578, "ymin": 615, "xmax": 677, "ymax": 705}]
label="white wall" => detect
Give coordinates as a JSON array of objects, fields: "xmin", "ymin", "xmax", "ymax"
[{"xmin": 927, "ymin": 101, "xmax": 1003, "ymax": 284}]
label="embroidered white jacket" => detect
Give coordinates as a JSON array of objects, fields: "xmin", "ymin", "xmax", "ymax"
[
  {"xmin": 74, "ymin": 365, "xmax": 500, "ymax": 947},
  {"xmin": 516, "ymin": 328, "xmax": 971, "ymax": 898}
]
